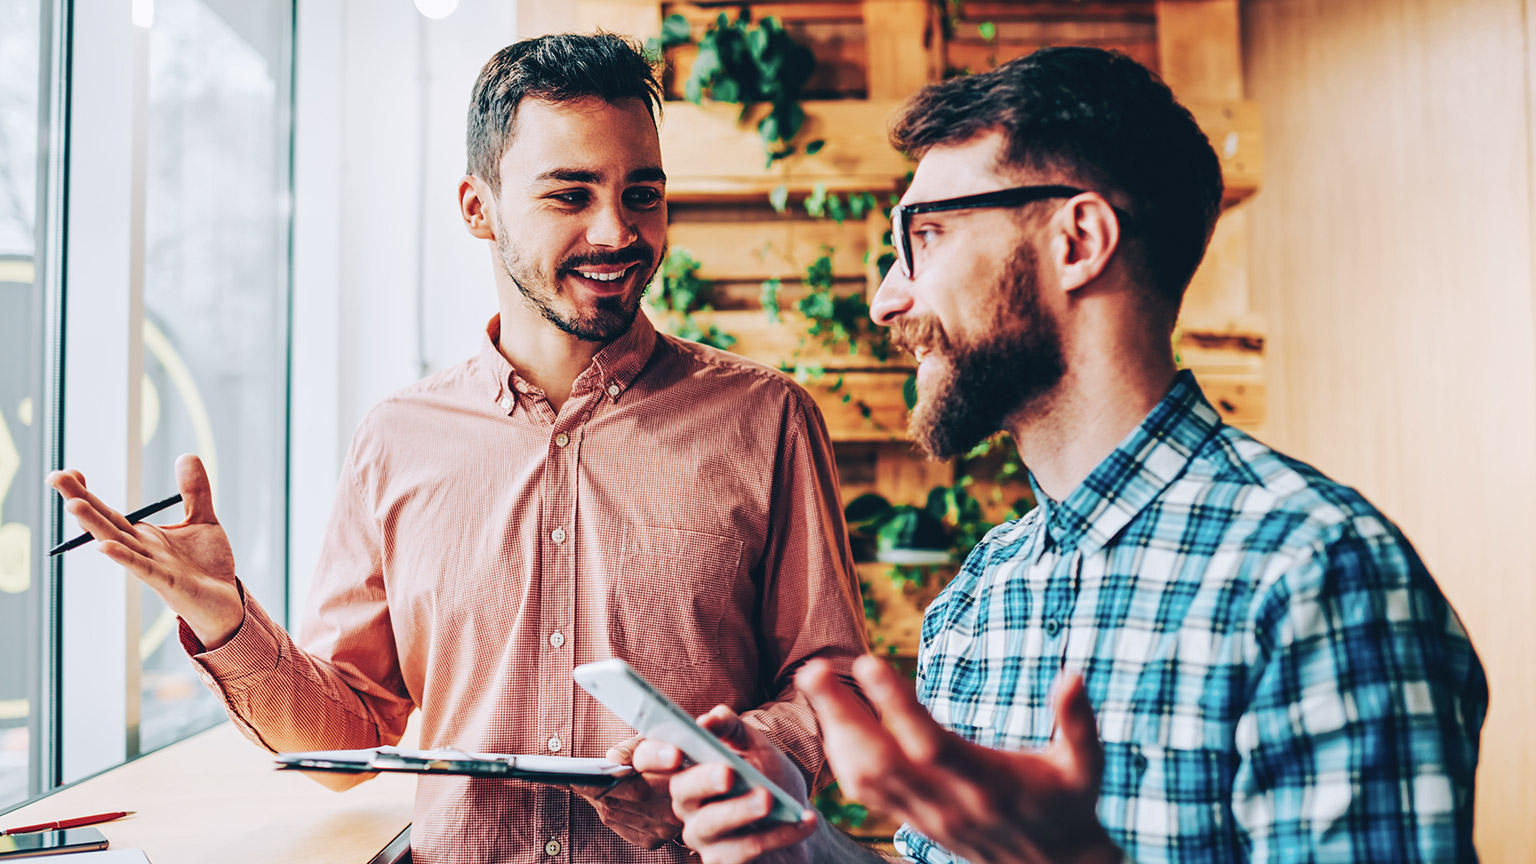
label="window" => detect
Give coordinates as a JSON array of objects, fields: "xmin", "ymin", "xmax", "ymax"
[
  {"xmin": 0, "ymin": 0, "xmax": 55, "ymax": 811},
  {"xmin": 135, "ymin": 0, "xmax": 293, "ymax": 756},
  {"xmin": 0, "ymin": 0, "xmax": 293, "ymax": 807}
]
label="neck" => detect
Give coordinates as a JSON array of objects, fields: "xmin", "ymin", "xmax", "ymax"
[
  {"xmin": 495, "ymin": 295, "xmax": 611, "ymax": 412},
  {"xmin": 1008, "ymin": 350, "xmax": 1178, "ymax": 502}
]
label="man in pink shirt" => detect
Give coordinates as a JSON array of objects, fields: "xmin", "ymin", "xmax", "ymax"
[{"xmin": 48, "ymin": 34, "xmax": 867, "ymax": 864}]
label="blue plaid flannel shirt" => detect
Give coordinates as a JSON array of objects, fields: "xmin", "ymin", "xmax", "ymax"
[{"xmin": 895, "ymin": 371, "xmax": 1487, "ymax": 863}]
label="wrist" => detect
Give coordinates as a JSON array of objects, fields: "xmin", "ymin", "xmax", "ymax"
[{"xmin": 189, "ymin": 580, "xmax": 247, "ymax": 651}]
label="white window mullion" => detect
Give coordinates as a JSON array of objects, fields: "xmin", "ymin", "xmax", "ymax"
[{"xmin": 60, "ymin": 0, "xmax": 146, "ymax": 782}]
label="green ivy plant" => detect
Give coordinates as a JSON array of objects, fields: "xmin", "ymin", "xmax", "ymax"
[
  {"xmin": 665, "ymin": 11, "xmax": 823, "ymax": 168},
  {"xmin": 646, "ymin": 247, "xmax": 737, "ymax": 351}
]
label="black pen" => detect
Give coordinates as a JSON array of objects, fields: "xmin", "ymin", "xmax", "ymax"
[{"xmin": 48, "ymin": 492, "xmax": 184, "ymax": 556}]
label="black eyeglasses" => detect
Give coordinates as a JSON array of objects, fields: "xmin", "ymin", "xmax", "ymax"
[{"xmin": 890, "ymin": 184, "xmax": 1115, "ymax": 279}]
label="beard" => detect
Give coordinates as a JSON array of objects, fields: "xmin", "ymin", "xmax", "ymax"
[
  {"xmin": 495, "ymin": 233, "xmax": 662, "ymax": 343},
  {"xmin": 891, "ymin": 246, "xmax": 1066, "ymax": 460}
]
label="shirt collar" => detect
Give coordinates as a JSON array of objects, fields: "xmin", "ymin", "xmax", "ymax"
[
  {"xmin": 476, "ymin": 312, "xmax": 659, "ymax": 410},
  {"xmin": 1028, "ymin": 370, "xmax": 1223, "ymax": 555},
  {"xmin": 583, "ymin": 310, "xmax": 657, "ymax": 400}
]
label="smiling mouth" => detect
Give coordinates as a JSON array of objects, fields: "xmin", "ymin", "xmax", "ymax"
[{"xmin": 570, "ymin": 264, "xmax": 636, "ymax": 284}]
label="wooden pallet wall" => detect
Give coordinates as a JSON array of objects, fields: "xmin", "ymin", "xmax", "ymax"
[
  {"xmin": 518, "ymin": 0, "xmax": 1264, "ymax": 839},
  {"xmin": 519, "ymin": 0, "xmax": 1266, "ymax": 649}
]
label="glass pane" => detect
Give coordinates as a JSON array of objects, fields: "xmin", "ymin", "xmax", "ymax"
[
  {"xmin": 0, "ymin": 0, "xmax": 45, "ymax": 809},
  {"xmin": 138, "ymin": 0, "xmax": 292, "ymax": 753}
]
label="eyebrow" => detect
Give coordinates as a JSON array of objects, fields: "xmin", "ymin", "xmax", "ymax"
[{"xmin": 532, "ymin": 167, "xmax": 667, "ymax": 185}]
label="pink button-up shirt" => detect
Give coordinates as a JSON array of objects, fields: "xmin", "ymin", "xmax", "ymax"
[{"xmin": 184, "ymin": 314, "xmax": 867, "ymax": 863}]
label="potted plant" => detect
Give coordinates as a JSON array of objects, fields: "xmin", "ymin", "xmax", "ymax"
[{"xmin": 844, "ymin": 491, "xmax": 953, "ymax": 565}]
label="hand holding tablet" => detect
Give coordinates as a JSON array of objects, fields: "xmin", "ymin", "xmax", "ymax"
[{"xmin": 574, "ymin": 658, "xmax": 810, "ymax": 824}]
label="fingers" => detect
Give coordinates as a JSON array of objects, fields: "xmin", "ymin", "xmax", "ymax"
[
  {"xmin": 851, "ymin": 654, "xmax": 953, "ymax": 765},
  {"xmin": 687, "ymin": 818, "xmax": 817, "ymax": 864},
  {"xmin": 695, "ymin": 705, "xmax": 754, "ymax": 753},
  {"xmin": 176, "ymin": 454, "xmax": 219, "ymax": 525},
  {"xmin": 797, "ymin": 658, "xmax": 916, "ymax": 812},
  {"xmin": 797, "ymin": 659, "xmax": 881, "ymax": 733},
  {"xmin": 632, "ymin": 740, "xmax": 683, "ymax": 775},
  {"xmin": 681, "ymin": 786, "xmax": 817, "ymax": 860},
  {"xmin": 667, "ymin": 762, "xmax": 738, "ymax": 818},
  {"xmin": 98, "ymin": 538, "xmax": 154, "ymax": 573},
  {"xmin": 607, "ymin": 734, "xmax": 644, "ymax": 765},
  {"xmin": 1051, "ymin": 674, "xmax": 1104, "ymax": 790},
  {"xmin": 61, "ymin": 496, "xmax": 150, "ymax": 560},
  {"xmin": 47, "ymin": 470, "xmax": 137, "ymax": 535}
]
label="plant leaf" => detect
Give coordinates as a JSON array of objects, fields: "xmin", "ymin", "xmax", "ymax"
[
  {"xmin": 768, "ymin": 184, "xmax": 790, "ymax": 214},
  {"xmin": 660, "ymin": 14, "xmax": 692, "ymax": 47}
]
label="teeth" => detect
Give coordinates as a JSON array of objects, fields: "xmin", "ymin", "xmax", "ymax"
[{"xmin": 575, "ymin": 266, "xmax": 631, "ymax": 283}]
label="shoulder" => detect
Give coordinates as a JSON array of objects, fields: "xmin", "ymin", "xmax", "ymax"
[
  {"xmin": 1183, "ymin": 425, "xmax": 1413, "ymax": 572},
  {"xmin": 1186, "ymin": 428, "xmax": 1467, "ymax": 650},
  {"xmin": 346, "ymin": 357, "xmax": 481, "ymax": 463}
]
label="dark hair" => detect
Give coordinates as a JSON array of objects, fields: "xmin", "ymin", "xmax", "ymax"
[
  {"xmin": 890, "ymin": 47, "xmax": 1223, "ymax": 313},
  {"xmin": 466, "ymin": 33, "xmax": 662, "ymax": 194}
]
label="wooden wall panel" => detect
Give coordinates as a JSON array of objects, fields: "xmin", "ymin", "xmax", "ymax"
[
  {"xmin": 1156, "ymin": 0, "xmax": 1244, "ymax": 100},
  {"xmin": 1243, "ymin": 0, "xmax": 1536, "ymax": 858},
  {"xmin": 862, "ymin": 0, "xmax": 939, "ymax": 98}
]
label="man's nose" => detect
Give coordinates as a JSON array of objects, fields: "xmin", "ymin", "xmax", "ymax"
[
  {"xmin": 586, "ymin": 201, "xmax": 638, "ymax": 249},
  {"xmin": 869, "ymin": 267, "xmax": 914, "ymax": 326}
]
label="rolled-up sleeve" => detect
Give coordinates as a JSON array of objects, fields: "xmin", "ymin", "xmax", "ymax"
[
  {"xmin": 740, "ymin": 390, "xmax": 869, "ymax": 788},
  {"xmin": 184, "ymin": 440, "xmax": 414, "ymax": 787}
]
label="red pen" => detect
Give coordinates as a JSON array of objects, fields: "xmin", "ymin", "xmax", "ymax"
[{"xmin": 0, "ymin": 810, "xmax": 134, "ymax": 835}]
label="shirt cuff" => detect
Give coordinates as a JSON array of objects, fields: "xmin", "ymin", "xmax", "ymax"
[
  {"xmin": 181, "ymin": 582, "xmax": 285, "ymax": 696},
  {"xmin": 741, "ymin": 700, "xmax": 824, "ymax": 789}
]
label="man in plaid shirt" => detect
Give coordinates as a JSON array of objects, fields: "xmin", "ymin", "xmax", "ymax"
[{"xmin": 637, "ymin": 46, "xmax": 1487, "ymax": 863}]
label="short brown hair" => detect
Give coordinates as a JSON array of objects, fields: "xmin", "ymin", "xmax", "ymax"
[
  {"xmin": 892, "ymin": 47, "xmax": 1223, "ymax": 314},
  {"xmin": 466, "ymin": 33, "xmax": 663, "ymax": 194}
]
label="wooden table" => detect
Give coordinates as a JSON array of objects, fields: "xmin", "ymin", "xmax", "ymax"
[{"xmin": 0, "ymin": 722, "xmax": 416, "ymax": 863}]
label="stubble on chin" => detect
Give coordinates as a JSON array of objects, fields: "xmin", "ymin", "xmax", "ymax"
[{"xmin": 496, "ymin": 238, "xmax": 659, "ymax": 343}]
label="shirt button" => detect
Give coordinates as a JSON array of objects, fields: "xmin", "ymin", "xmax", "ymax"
[
  {"xmin": 555, "ymin": 433, "xmax": 569, "ymax": 447},
  {"xmin": 499, "ymin": 396, "xmax": 512, "ymax": 411},
  {"xmin": 551, "ymin": 527, "xmax": 566, "ymax": 544},
  {"xmin": 545, "ymin": 839, "xmax": 561, "ymax": 856},
  {"xmin": 548, "ymin": 735, "xmax": 562, "ymax": 753},
  {"xmin": 606, "ymin": 383, "xmax": 620, "ymax": 397},
  {"xmin": 1043, "ymin": 618, "xmax": 1061, "ymax": 637},
  {"xmin": 516, "ymin": 380, "xmax": 529, "ymax": 393},
  {"xmin": 549, "ymin": 630, "xmax": 565, "ymax": 649}
]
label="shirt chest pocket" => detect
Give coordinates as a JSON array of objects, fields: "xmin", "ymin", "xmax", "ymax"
[
  {"xmin": 611, "ymin": 525, "xmax": 747, "ymax": 674},
  {"xmin": 1096, "ymin": 705, "xmax": 1236, "ymax": 856}
]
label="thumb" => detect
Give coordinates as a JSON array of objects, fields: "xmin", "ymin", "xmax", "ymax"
[
  {"xmin": 176, "ymin": 454, "xmax": 219, "ymax": 525},
  {"xmin": 1051, "ymin": 674, "xmax": 1103, "ymax": 791},
  {"xmin": 696, "ymin": 705, "xmax": 753, "ymax": 754},
  {"xmin": 607, "ymin": 734, "xmax": 643, "ymax": 765}
]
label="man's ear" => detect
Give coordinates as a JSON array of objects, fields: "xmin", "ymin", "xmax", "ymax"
[
  {"xmin": 459, "ymin": 175, "xmax": 497, "ymax": 240},
  {"xmin": 1049, "ymin": 194, "xmax": 1122, "ymax": 294}
]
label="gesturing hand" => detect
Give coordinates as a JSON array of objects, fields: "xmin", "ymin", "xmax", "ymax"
[
  {"xmin": 798, "ymin": 655, "xmax": 1121, "ymax": 864},
  {"xmin": 577, "ymin": 735, "xmax": 686, "ymax": 850},
  {"xmin": 47, "ymin": 454, "xmax": 244, "ymax": 650}
]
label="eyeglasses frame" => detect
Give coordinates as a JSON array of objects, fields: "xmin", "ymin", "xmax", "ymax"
[{"xmin": 889, "ymin": 184, "xmax": 1130, "ymax": 280}]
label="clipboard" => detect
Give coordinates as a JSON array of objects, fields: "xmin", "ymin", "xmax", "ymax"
[{"xmin": 274, "ymin": 745, "xmax": 634, "ymax": 788}]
